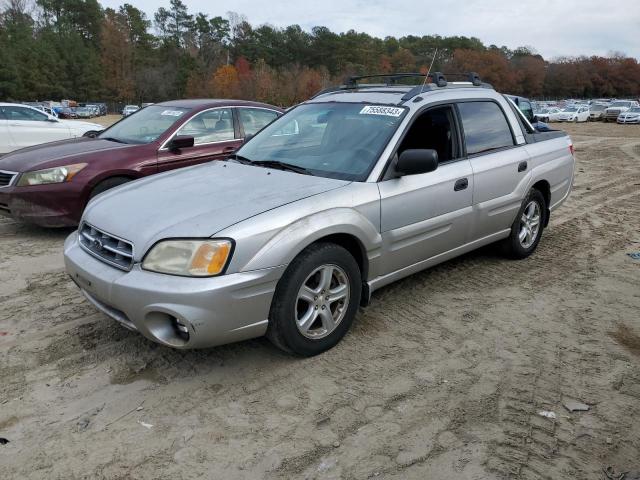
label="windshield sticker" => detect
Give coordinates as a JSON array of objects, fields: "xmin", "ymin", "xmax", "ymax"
[
  {"xmin": 359, "ymin": 106, "xmax": 404, "ymax": 117},
  {"xmin": 161, "ymin": 110, "xmax": 184, "ymax": 116}
]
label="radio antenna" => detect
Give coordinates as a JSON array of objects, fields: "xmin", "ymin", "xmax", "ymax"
[{"xmin": 421, "ymin": 48, "xmax": 438, "ymax": 92}]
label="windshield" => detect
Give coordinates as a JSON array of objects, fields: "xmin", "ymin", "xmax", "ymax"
[
  {"xmin": 611, "ymin": 101, "xmax": 631, "ymax": 108},
  {"xmin": 563, "ymin": 107, "xmax": 578, "ymax": 112},
  {"xmin": 629, "ymin": 107, "xmax": 640, "ymax": 113},
  {"xmin": 591, "ymin": 104, "xmax": 606, "ymax": 111},
  {"xmin": 235, "ymin": 103, "xmax": 407, "ymax": 181},
  {"xmin": 98, "ymin": 105, "xmax": 189, "ymax": 144}
]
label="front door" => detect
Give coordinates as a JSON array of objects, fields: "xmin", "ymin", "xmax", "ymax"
[
  {"xmin": 156, "ymin": 107, "xmax": 243, "ymax": 172},
  {"xmin": 378, "ymin": 105, "xmax": 474, "ymax": 275}
]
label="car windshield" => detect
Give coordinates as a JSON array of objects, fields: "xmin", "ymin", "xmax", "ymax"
[
  {"xmin": 591, "ymin": 105, "xmax": 606, "ymax": 111},
  {"xmin": 563, "ymin": 107, "xmax": 578, "ymax": 112},
  {"xmin": 629, "ymin": 107, "xmax": 640, "ymax": 113},
  {"xmin": 611, "ymin": 101, "xmax": 631, "ymax": 108},
  {"xmin": 235, "ymin": 103, "xmax": 407, "ymax": 181},
  {"xmin": 98, "ymin": 105, "xmax": 189, "ymax": 144}
]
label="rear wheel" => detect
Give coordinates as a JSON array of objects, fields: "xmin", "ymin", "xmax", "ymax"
[
  {"xmin": 267, "ymin": 243, "xmax": 361, "ymax": 356},
  {"xmin": 501, "ymin": 189, "xmax": 546, "ymax": 259}
]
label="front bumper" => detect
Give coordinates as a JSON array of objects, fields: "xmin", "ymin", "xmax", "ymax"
[
  {"xmin": 617, "ymin": 117, "xmax": 640, "ymax": 124},
  {"xmin": 0, "ymin": 181, "xmax": 85, "ymax": 227},
  {"xmin": 64, "ymin": 232, "xmax": 286, "ymax": 349}
]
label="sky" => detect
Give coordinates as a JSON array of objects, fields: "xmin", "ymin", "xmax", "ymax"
[{"xmin": 100, "ymin": 0, "xmax": 640, "ymax": 60}]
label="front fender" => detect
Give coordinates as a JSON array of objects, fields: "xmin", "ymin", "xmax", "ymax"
[{"xmin": 244, "ymin": 208, "xmax": 382, "ymax": 273}]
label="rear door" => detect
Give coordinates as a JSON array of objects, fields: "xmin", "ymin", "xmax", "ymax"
[
  {"xmin": 457, "ymin": 100, "xmax": 531, "ymax": 240},
  {"xmin": 237, "ymin": 107, "xmax": 280, "ymax": 138},
  {"xmin": 156, "ymin": 107, "xmax": 243, "ymax": 173},
  {"xmin": 2, "ymin": 105, "xmax": 70, "ymax": 148}
]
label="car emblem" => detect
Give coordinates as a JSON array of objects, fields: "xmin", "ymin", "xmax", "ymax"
[{"xmin": 93, "ymin": 238, "xmax": 104, "ymax": 251}]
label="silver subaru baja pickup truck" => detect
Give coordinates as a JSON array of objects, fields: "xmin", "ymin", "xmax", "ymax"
[{"xmin": 65, "ymin": 72, "xmax": 575, "ymax": 356}]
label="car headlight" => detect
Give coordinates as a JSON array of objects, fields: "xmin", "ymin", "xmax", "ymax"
[
  {"xmin": 17, "ymin": 163, "xmax": 87, "ymax": 186},
  {"xmin": 142, "ymin": 239, "xmax": 233, "ymax": 277}
]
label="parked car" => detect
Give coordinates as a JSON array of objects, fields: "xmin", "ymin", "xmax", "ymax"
[
  {"xmin": 122, "ymin": 105, "xmax": 139, "ymax": 116},
  {"xmin": 556, "ymin": 106, "xmax": 590, "ymax": 122},
  {"xmin": 588, "ymin": 103, "xmax": 607, "ymax": 121},
  {"xmin": 617, "ymin": 107, "xmax": 640, "ymax": 124},
  {"xmin": 0, "ymin": 103, "xmax": 103, "ymax": 154},
  {"xmin": 58, "ymin": 107, "xmax": 77, "ymax": 119},
  {"xmin": 0, "ymin": 99, "xmax": 282, "ymax": 226},
  {"xmin": 75, "ymin": 106, "xmax": 94, "ymax": 119},
  {"xmin": 63, "ymin": 73, "xmax": 575, "ymax": 355},
  {"xmin": 604, "ymin": 100, "xmax": 639, "ymax": 122}
]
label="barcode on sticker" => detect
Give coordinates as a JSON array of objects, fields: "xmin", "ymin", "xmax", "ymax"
[
  {"xmin": 360, "ymin": 106, "xmax": 404, "ymax": 117},
  {"xmin": 161, "ymin": 110, "xmax": 184, "ymax": 116}
]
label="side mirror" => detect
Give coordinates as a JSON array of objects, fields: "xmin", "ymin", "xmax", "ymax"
[
  {"xmin": 395, "ymin": 149, "xmax": 438, "ymax": 176},
  {"xmin": 244, "ymin": 133, "xmax": 254, "ymax": 142},
  {"xmin": 169, "ymin": 135, "xmax": 194, "ymax": 151}
]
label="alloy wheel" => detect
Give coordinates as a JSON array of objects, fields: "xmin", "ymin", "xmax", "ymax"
[
  {"xmin": 295, "ymin": 264, "xmax": 350, "ymax": 339},
  {"xmin": 519, "ymin": 201, "xmax": 541, "ymax": 249}
]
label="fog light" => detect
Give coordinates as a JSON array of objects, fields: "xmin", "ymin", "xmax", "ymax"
[{"xmin": 173, "ymin": 317, "xmax": 190, "ymax": 341}]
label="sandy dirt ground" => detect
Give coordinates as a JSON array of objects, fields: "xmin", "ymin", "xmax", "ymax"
[
  {"xmin": 0, "ymin": 123, "xmax": 639, "ymax": 479},
  {"xmin": 69, "ymin": 114, "xmax": 122, "ymax": 128}
]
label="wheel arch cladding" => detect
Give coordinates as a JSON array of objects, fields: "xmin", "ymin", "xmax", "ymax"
[{"xmin": 531, "ymin": 179, "xmax": 551, "ymax": 227}]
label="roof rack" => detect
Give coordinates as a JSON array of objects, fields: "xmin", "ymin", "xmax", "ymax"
[{"xmin": 311, "ymin": 72, "xmax": 492, "ymax": 101}]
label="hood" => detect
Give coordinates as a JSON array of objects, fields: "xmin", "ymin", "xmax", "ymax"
[
  {"xmin": 606, "ymin": 107, "xmax": 625, "ymax": 113},
  {"xmin": 83, "ymin": 161, "xmax": 350, "ymax": 259},
  {"xmin": 0, "ymin": 138, "xmax": 139, "ymax": 172}
]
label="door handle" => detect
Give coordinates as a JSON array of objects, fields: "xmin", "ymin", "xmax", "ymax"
[
  {"xmin": 454, "ymin": 178, "xmax": 468, "ymax": 191},
  {"xmin": 518, "ymin": 161, "xmax": 528, "ymax": 172}
]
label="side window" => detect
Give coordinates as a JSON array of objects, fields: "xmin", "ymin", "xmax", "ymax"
[
  {"xmin": 176, "ymin": 108, "xmax": 234, "ymax": 145},
  {"xmin": 457, "ymin": 102, "xmax": 515, "ymax": 156},
  {"xmin": 6, "ymin": 106, "xmax": 48, "ymax": 122},
  {"xmin": 239, "ymin": 108, "xmax": 279, "ymax": 136},
  {"xmin": 396, "ymin": 106, "xmax": 458, "ymax": 163}
]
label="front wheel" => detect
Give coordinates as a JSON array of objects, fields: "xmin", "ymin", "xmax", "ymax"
[
  {"xmin": 501, "ymin": 189, "xmax": 546, "ymax": 259},
  {"xmin": 267, "ymin": 243, "xmax": 361, "ymax": 356}
]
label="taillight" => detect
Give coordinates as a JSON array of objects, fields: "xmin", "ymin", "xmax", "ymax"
[{"xmin": 569, "ymin": 144, "xmax": 575, "ymax": 156}]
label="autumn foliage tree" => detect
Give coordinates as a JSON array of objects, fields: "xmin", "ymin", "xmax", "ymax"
[{"xmin": 2, "ymin": 0, "xmax": 639, "ymax": 106}]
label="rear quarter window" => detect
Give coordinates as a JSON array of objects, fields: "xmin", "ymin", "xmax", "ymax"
[{"xmin": 458, "ymin": 101, "xmax": 515, "ymax": 156}]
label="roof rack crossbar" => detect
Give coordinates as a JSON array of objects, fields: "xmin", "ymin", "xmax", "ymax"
[{"xmin": 312, "ymin": 71, "xmax": 491, "ymax": 101}]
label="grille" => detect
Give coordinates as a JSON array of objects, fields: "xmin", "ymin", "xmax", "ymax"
[
  {"xmin": 79, "ymin": 222, "xmax": 134, "ymax": 270},
  {"xmin": 0, "ymin": 170, "xmax": 17, "ymax": 188}
]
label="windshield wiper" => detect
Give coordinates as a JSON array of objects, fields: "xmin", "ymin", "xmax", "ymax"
[
  {"xmin": 227, "ymin": 153, "xmax": 253, "ymax": 164},
  {"xmin": 101, "ymin": 137, "xmax": 128, "ymax": 144},
  {"xmin": 250, "ymin": 160, "xmax": 312, "ymax": 175}
]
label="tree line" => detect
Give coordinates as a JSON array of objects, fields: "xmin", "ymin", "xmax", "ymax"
[{"xmin": 1, "ymin": 0, "xmax": 639, "ymax": 107}]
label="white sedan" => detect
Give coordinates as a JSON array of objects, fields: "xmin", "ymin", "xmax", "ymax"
[
  {"xmin": 0, "ymin": 103, "xmax": 104, "ymax": 154},
  {"xmin": 556, "ymin": 106, "xmax": 590, "ymax": 123}
]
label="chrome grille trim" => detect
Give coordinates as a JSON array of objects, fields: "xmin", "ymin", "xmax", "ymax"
[
  {"xmin": 0, "ymin": 170, "xmax": 18, "ymax": 188},
  {"xmin": 78, "ymin": 222, "xmax": 134, "ymax": 271}
]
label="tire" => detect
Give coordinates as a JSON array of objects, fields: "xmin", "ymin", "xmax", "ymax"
[
  {"xmin": 501, "ymin": 189, "xmax": 547, "ymax": 259},
  {"xmin": 89, "ymin": 176, "xmax": 131, "ymax": 200},
  {"xmin": 267, "ymin": 242, "xmax": 362, "ymax": 356}
]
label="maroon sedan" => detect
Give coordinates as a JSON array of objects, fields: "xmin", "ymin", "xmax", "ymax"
[{"xmin": 0, "ymin": 99, "xmax": 282, "ymax": 227}]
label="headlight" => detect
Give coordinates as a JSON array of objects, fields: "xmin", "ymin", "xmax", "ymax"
[
  {"xmin": 17, "ymin": 163, "xmax": 87, "ymax": 186},
  {"xmin": 142, "ymin": 239, "xmax": 233, "ymax": 277}
]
